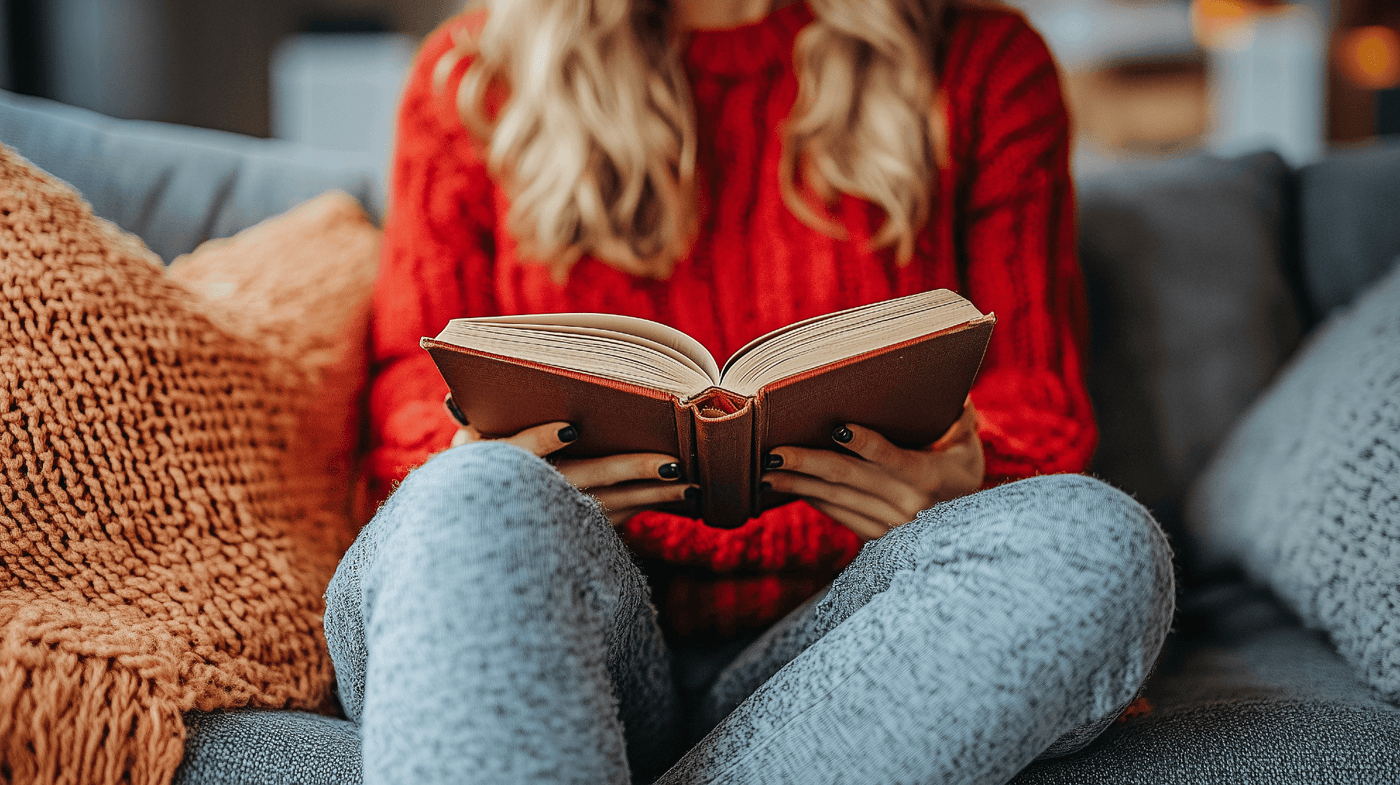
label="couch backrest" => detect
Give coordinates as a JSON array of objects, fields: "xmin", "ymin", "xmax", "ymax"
[
  {"xmin": 1078, "ymin": 142, "xmax": 1400, "ymax": 565},
  {"xmin": 7, "ymin": 90, "xmax": 1391, "ymax": 569},
  {"xmin": 1297, "ymin": 139, "xmax": 1400, "ymax": 318},
  {"xmin": 1077, "ymin": 151, "xmax": 1305, "ymax": 558},
  {"xmin": 0, "ymin": 90, "xmax": 385, "ymax": 264}
]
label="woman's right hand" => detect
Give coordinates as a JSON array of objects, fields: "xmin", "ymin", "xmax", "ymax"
[{"xmin": 447, "ymin": 400, "xmax": 694, "ymax": 526}]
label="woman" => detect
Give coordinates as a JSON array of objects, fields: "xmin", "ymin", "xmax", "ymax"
[{"xmin": 327, "ymin": 0, "xmax": 1175, "ymax": 782}]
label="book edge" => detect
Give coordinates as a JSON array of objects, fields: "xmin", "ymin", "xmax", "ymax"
[
  {"xmin": 422, "ymin": 337, "xmax": 681, "ymax": 404},
  {"xmin": 734, "ymin": 312, "xmax": 996, "ymax": 398}
]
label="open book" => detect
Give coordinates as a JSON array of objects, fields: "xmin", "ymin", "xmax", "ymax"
[{"xmin": 422, "ymin": 289, "xmax": 995, "ymax": 529}]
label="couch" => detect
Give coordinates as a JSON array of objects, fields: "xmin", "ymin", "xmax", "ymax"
[{"xmin": 1, "ymin": 87, "xmax": 1397, "ymax": 783}]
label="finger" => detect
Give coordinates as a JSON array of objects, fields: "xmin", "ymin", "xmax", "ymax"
[
  {"xmin": 591, "ymin": 482, "xmax": 696, "ymax": 515},
  {"xmin": 498, "ymin": 421, "xmax": 577, "ymax": 458},
  {"xmin": 768, "ymin": 446, "xmax": 926, "ymax": 519},
  {"xmin": 556, "ymin": 453, "xmax": 682, "ymax": 488},
  {"xmin": 832, "ymin": 423, "xmax": 915, "ymax": 476},
  {"xmin": 806, "ymin": 498, "xmax": 890, "ymax": 542},
  {"xmin": 763, "ymin": 470, "xmax": 915, "ymax": 529}
]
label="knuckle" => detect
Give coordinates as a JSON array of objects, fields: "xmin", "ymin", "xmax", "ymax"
[
  {"xmin": 897, "ymin": 492, "xmax": 923, "ymax": 519},
  {"xmin": 830, "ymin": 483, "xmax": 860, "ymax": 508},
  {"xmin": 828, "ymin": 460, "xmax": 855, "ymax": 486}
]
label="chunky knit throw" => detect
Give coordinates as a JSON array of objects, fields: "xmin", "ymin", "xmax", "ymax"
[
  {"xmin": 0, "ymin": 147, "xmax": 360, "ymax": 784},
  {"xmin": 370, "ymin": 3, "xmax": 1097, "ymax": 634},
  {"xmin": 168, "ymin": 190, "xmax": 381, "ymax": 568}
]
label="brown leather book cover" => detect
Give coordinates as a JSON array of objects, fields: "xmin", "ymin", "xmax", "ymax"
[{"xmin": 423, "ymin": 296, "xmax": 994, "ymax": 529}]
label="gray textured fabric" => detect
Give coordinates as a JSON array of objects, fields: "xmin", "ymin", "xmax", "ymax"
[
  {"xmin": 176, "ymin": 586, "xmax": 1400, "ymax": 785},
  {"xmin": 175, "ymin": 709, "xmax": 360, "ymax": 785},
  {"xmin": 661, "ymin": 474, "xmax": 1174, "ymax": 784},
  {"xmin": 1010, "ymin": 584, "xmax": 1400, "ymax": 784},
  {"xmin": 1187, "ymin": 260, "xmax": 1400, "ymax": 703},
  {"xmin": 322, "ymin": 442, "xmax": 1173, "ymax": 785},
  {"xmin": 325, "ymin": 441, "xmax": 682, "ymax": 785},
  {"xmin": 1077, "ymin": 151, "xmax": 1304, "ymax": 550},
  {"xmin": 0, "ymin": 89, "xmax": 383, "ymax": 263},
  {"xmin": 1298, "ymin": 140, "xmax": 1400, "ymax": 317}
]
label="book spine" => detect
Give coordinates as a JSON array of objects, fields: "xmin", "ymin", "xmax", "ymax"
[
  {"xmin": 672, "ymin": 400, "xmax": 698, "ymax": 512},
  {"xmin": 688, "ymin": 389, "xmax": 755, "ymax": 529}
]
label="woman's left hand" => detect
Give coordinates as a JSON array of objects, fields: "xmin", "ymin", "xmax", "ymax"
[{"xmin": 762, "ymin": 398, "xmax": 986, "ymax": 541}]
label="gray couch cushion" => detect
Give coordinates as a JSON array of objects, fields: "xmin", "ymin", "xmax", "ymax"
[
  {"xmin": 1186, "ymin": 259, "xmax": 1400, "ymax": 703},
  {"xmin": 1077, "ymin": 152, "xmax": 1304, "ymax": 550},
  {"xmin": 175, "ymin": 709, "xmax": 361, "ymax": 785},
  {"xmin": 0, "ymin": 90, "xmax": 384, "ymax": 263},
  {"xmin": 1298, "ymin": 140, "xmax": 1400, "ymax": 317},
  {"xmin": 1011, "ymin": 584, "xmax": 1400, "ymax": 784}
]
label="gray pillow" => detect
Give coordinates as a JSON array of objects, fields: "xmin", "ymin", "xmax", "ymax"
[{"xmin": 1187, "ymin": 258, "xmax": 1400, "ymax": 703}]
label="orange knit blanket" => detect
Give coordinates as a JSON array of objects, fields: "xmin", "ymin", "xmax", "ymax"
[{"xmin": 0, "ymin": 147, "xmax": 344, "ymax": 783}]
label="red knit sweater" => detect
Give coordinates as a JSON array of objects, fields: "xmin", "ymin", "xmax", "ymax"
[{"xmin": 369, "ymin": 2, "xmax": 1096, "ymax": 635}]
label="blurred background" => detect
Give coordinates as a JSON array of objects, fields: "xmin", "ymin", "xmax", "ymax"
[{"xmin": 0, "ymin": 0, "xmax": 1396, "ymax": 176}]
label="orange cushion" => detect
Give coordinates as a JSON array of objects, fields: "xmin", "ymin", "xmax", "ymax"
[
  {"xmin": 0, "ymin": 143, "xmax": 378, "ymax": 785},
  {"xmin": 169, "ymin": 190, "xmax": 381, "ymax": 558}
]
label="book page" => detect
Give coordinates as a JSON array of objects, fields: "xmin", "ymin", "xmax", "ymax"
[
  {"xmin": 433, "ymin": 318, "xmax": 718, "ymax": 398},
  {"xmin": 471, "ymin": 313, "xmax": 722, "ymax": 381},
  {"xmin": 718, "ymin": 289, "xmax": 988, "ymax": 396}
]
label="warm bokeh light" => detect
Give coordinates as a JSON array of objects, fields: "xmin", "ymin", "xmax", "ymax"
[
  {"xmin": 1190, "ymin": 0, "xmax": 1304, "ymax": 51},
  {"xmin": 1337, "ymin": 26, "xmax": 1400, "ymax": 90},
  {"xmin": 1190, "ymin": 0, "xmax": 1291, "ymax": 51},
  {"xmin": 1192, "ymin": 0, "xmax": 1253, "ymax": 49}
]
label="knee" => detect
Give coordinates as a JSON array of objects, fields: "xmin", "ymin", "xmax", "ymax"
[
  {"xmin": 1003, "ymin": 474, "xmax": 1167, "ymax": 558},
  {"xmin": 354, "ymin": 441, "xmax": 603, "ymax": 574},
  {"xmin": 998, "ymin": 475, "xmax": 1171, "ymax": 590},
  {"xmin": 917, "ymin": 474, "xmax": 1175, "ymax": 621},
  {"xmin": 1001, "ymin": 475, "xmax": 1173, "ymax": 641},
  {"xmin": 391, "ymin": 441, "xmax": 586, "ymax": 531},
  {"xmin": 398, "ymin": 441, "xmax": 565, "ymax": 505}
]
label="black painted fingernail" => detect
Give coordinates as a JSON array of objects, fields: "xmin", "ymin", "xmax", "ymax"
[
  {"xmin": 557, "ymin": 425, "xmax": 578, "ymax": 443},
  {"xmin": 445, "ymin": 394, "xmax": 469, "ymax": 427},
  {"xmin": 658, "ymin": 462, "xmax": 681, "ymax": 480},
  {"xmin": 763, "ymin": 453, "xmax": 784, "ymax": 469},
  {"xmin": 684, "ymin": 487, "xmax": 701, "ymax": 504},
  {"xmin": 831, "ymin": 426, "xmax": 853, "ymax": 444},
  {"xmin": 760, "ymin": 480, "xmax": 772, "ymax": 492}
]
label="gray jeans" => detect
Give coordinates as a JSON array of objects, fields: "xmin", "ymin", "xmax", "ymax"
[{"xmin": 323, "ymin": 442, "xmax": 1174, "ymax": 785}]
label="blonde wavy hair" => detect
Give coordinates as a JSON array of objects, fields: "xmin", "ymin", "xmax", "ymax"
[{"xmin": 439, "ymin": 0, "xmax": 950, "ymax": 279}]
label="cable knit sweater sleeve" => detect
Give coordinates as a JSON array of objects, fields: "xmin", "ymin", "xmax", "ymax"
[
  {"xmin": 950, "ymin": 13, "xmax": 1098, "ymax": 485},
  {"xmin": 367, "ymin": 17, "xmax": 494, "ymax": 503}
]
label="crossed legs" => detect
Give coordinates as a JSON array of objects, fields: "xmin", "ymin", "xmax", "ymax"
[{"xmin": 324, "ymin": 442, "xmax": 1173, "ymax": 785}]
